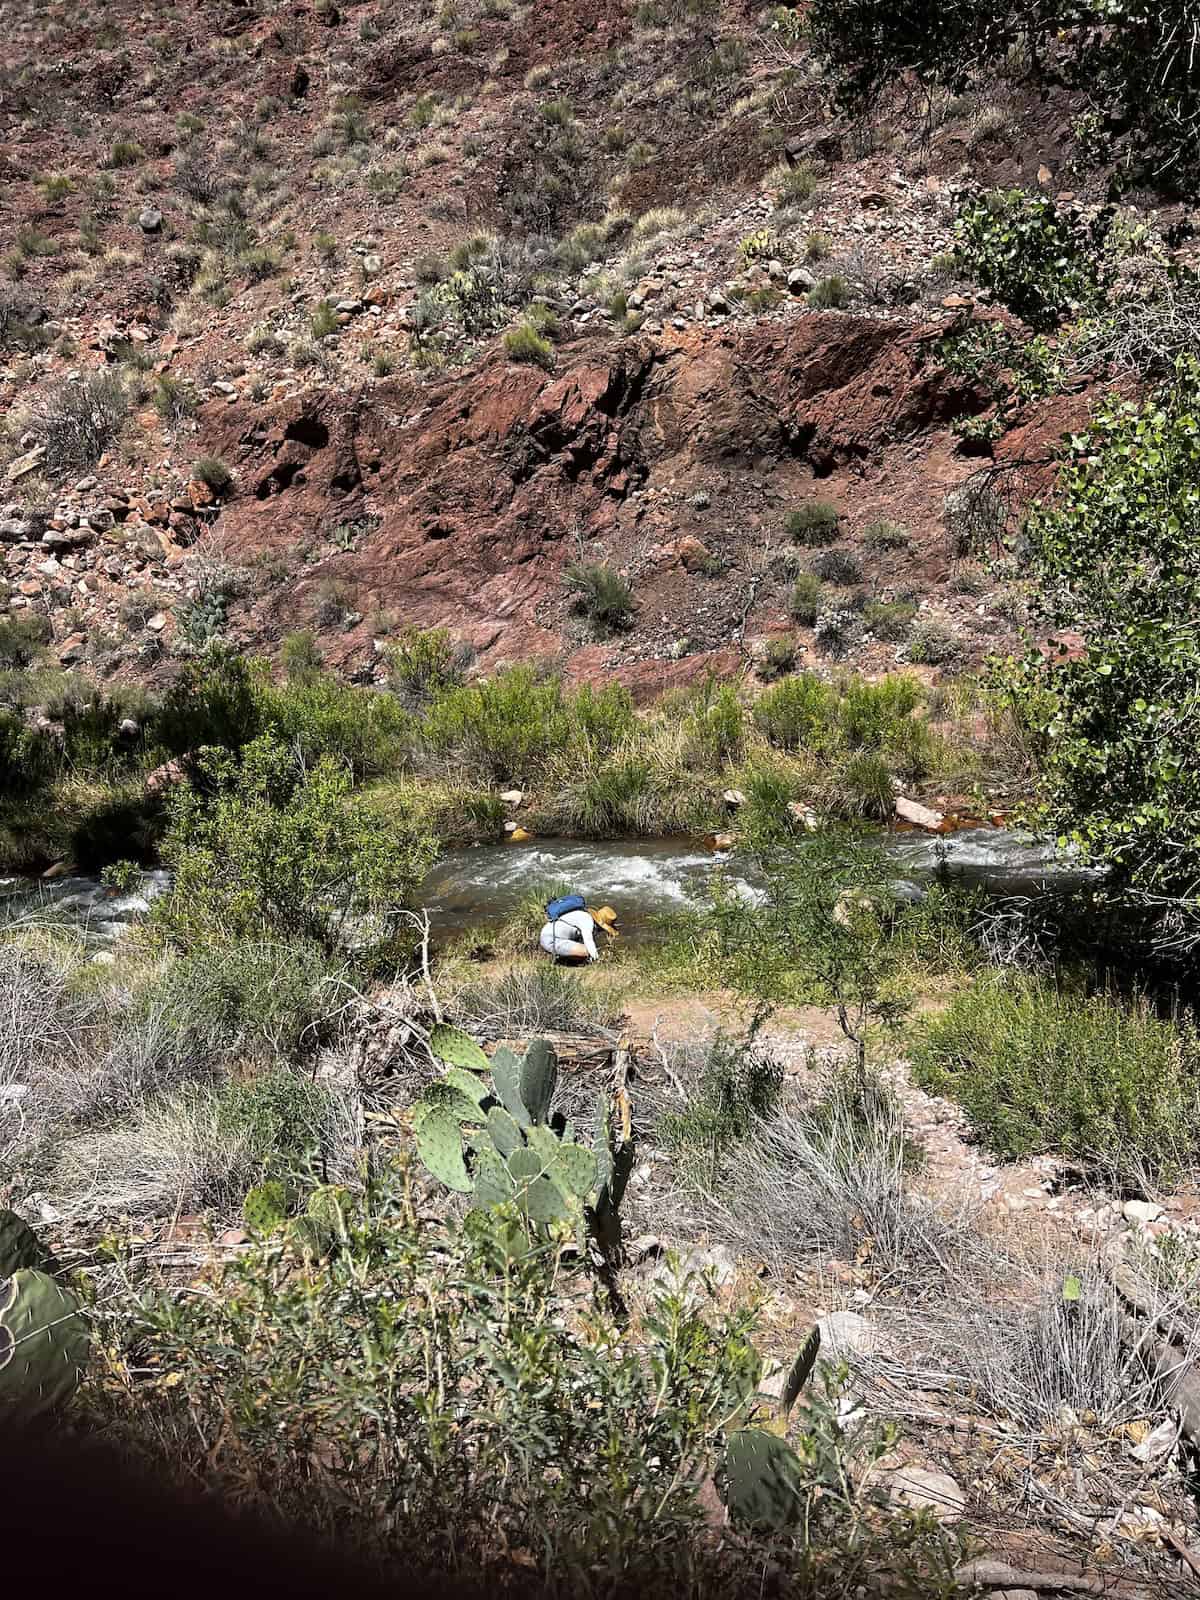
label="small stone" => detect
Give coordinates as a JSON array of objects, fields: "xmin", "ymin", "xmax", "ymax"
[
  {"xmin": 118, "ymin": 718, "xmax": 139, "ymax": 738},
  {"xmin": 723, "ymin": 788, "xmax": 746, "ymax": 808},
  {"xmin": 767, "ymin": 258, "xmax": 785, "ymax": 280},
  {"xmin": 787, "ymin": 266, "xmax": 815, "ymax": 294},
  {"xmin": 1122, "ymin": 1199, "xmax": 1164, "ymax": 1227},
  {"xmin": 499, "ymin": 788, "xmax": 524, "ymax": 806},
  {"xmin": 361, "ymin": 253, "xmax": 383, "ymax": 278},
  {"xmin": 816, "ymin": 1310, "xmax": 875, "ymax": 1358},
  {"xmin": 57, "ymin": 633, "xmax": 87, "ymax": 664},
  {"xmin": 886, "ymin": 1466, "xmax": 966, "ymax": 1524},
  {"xmin": 146, "ymin": 612, "xmax": 167, "ymax": 632},
  {"xmin": 138, "ymin": 206, "xmax": 163, "ymax": 233}
]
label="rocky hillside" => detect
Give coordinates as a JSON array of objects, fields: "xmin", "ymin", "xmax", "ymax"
[{"xmin": 0, "ymin": 0, "xmax": 1109, "ymax": 694}]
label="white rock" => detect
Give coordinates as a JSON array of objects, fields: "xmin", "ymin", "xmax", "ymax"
[
  {"xmin": 895, "ymin": 795, "xmax": 945, "ymax": 831},
  {"xmin": 499, "ymin": 788, "xmax": 524, "ymax": 806},
  {"xmin": 1122, "ymin": 1199, "xmax": 1164, "ymax": 1226},
  {"xmin": 816, "ymin": 1310, "xmax": 875, "ymax": 1358}
]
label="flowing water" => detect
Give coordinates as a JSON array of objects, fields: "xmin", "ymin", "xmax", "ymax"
[
  {"xmin": 1, "ymin": 827, "xmax": 1096, "ymax": 949},
  {"xmin": 418, "ymin": 827, "xmax": 1098, "ymax": 943}
]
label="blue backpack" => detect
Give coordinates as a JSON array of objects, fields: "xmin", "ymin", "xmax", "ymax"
[{"xmin": 545, "ymin": 893, "xmax": 586, "ymax": 922}]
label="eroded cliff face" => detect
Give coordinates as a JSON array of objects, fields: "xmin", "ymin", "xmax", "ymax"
[{"xmin": 198, "ymin": 311, "xmax": 1082, "ymax": 696}]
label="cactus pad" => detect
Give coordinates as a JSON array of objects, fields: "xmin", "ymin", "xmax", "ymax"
[
  {"xmin": 421, "ymin": 1077, "xmax": 488, "ymax": 1125},
  {"xmin": 473, "ymin": 1147, "xmax": 515, "ymax": 1209},
  {"xmin": 242, "ymin": 1180, "xmax": 288, "ymax": 1234},
  {"xmin": 283, "ymin": 1217, "xmax": 330, "ymax": 1261},
  {"xmin": 506, "ymin": 1146, "xmax": 543, "ymax": 1186},
  {"xmin": 0, "ymin": 1269, "xmax": 88, "ymax": 1417},
  {"xmin": 721, "ymin": 1427, "xmax": 805, "ymax": 1531},
  {"xmin": 486, "ymin": 1105, "xmax": 524, "ymax": 1158},
  {"xmin": 429, "ymin": 1023, "xmax": 489, "ymax": 1072},
  {"xmin": 413, "ymin": 1103, "xmax": 472, "ymax": 1193},
  {"xmin": 490, "ymin": 1046, "xmax": 530, "ymax": 1126},
  {"xmin": 0, "ymin": 1211, "xmax": 51, "ymax": 1276},
  {"xmin": 306, "ymin": 1186, "xmax": 350, "ymax": 1237},
  {"xmin": 519, "ymin": 1177, "xmax": 571, "ymax": 1226},
  {"xmin": 518, "ymin": 1039, "xmax": 557, "ymax": 1125}
]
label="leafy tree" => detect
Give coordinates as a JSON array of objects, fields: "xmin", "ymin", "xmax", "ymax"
[
  {"xmin": 156, "ymin": 734, "xmax": 435, "ymax": 953},
  {"xmin": 1008, "ymin": 356, "xmax": 1200, "ymax": 903}
]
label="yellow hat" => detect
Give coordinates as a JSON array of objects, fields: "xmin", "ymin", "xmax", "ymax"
[{"xmin": 591, "ymin": 905, "xmax": 620, "ymax": 936}]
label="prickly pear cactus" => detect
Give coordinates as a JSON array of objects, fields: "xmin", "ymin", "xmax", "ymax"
[
  {"xmin": 429, "ymin": 1023, "xmax": 489, "ymax": 1073},
  {"xmin": 242, "ymin": 1180, "xmax": 287, "ymax": 1234},
  {"xmin": 0, "ymin": 1269, "xmax": 89, "ymax": 1418},
  {"xmin": 490, "ymin": 1046, "xmax": 530, "ymax": 1126},
  {"xmin": 721, "ymin": 1426, "xmax": 805, "ymax": 1532},
  {"xmin": 283, "ymin": 1216, "xmax": 330, "ymax": 1262},
  {"xmin": 0, "ymin": 1210, "xmax": 51, "ymax": 1276},
  {"xmin": 518, "ymin": 1039, "xmax": 557, "ymax": 1126},
  {"xmin": 413, "ymin": 1102, "xmax": 472, "ymax": 1193}
]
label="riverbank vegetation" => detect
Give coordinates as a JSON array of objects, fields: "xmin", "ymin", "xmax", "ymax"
[{"xmin": 0, "ymin": 633, "xmax": 1032, "ymax": 876}]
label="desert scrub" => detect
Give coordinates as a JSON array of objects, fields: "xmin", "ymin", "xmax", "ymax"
[
  {"xmin": 809, "ymin": 549, "xmax": 863, "ymax": 586},
  {"xmin": 21, "ymin": 370, "xmax": 129, "ymax": 479},
  {"xmin": 563, "ymin": 562, "xmax": 634, "ymax": 632},
  {"xmin": 95, "ymin": 1193, "xmax": 959, "ymax": 1597},
  {"xmin": 385, "ymin": 626, "xmax": 470, "ymax": 707},
  {"xmin": 786, "ymin": 500, "xmax": 840, "ymax": 547},
  {"xmin": 191, "ymin": 456, "xmax": 233, "ymax": 495},
  {"xmin": 789, "ymin": 573, "xmax": 823, "ymax": 625},
  {"xmin": 912, "ymin": 974, "xmax": 1200, "ymax": 1186},
  {"xmin": 503, "ymin": 322, "xmax": 554, "ymax": 369},
  {"xmin": 661, "ymin": 1031, "xmax": 785, "ymax": 1189},
  {"xmin": 809, "ymin": 274, "xmax": 851, "ymax": 310}
]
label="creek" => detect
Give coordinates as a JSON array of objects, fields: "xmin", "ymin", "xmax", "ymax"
[{"xmin": 0, "ymin": 827, "xmax": 1097, "ymax": 950}]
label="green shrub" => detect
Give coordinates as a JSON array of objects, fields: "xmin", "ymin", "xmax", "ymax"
[
  {"xmin": 911, "ymin": 975, "xmax": 1200, "ymax": 1185},
  {"xmin": 863, "ymin": 519, "xmax": 910, "ymax": 552},
  {"xmin": 789, "ymin": 573, "xmax": 823, "ymax": 625},
  {"xmin": 504, "ymin": 322, "xmax": 555, "ymax": 369},
  {"xmin": 559, "ymin": 754, "xmax": 653, "ymax": 835},
  {"xmin": 754, "ymin": 674, "xmax": 838, "ymax": 752},
  {"xmin": 259, "ymin": 670, "xmax": 410, "ymax": 779},
  {"xmin": 563, "ymin": 562, "xmax": 635, "ymax": 632},
  {"xmin": 567, "ymin": 681, "xmax": 638, "ymax": 755},
  {"xmin": 836, "ymin": 751, "xmax": 895, "ymax": 819},
  {"xmin": 863, "ymin": 600, "xmax": 916, "ymax": 642},
  {"xmin": 662, "ymin": 1031, "xmax": 784, "ymax": 1188},
  {"xmin": 192, "ymin": 456, "xmax": 234, "ymax": 495},
  {"xmin": 420, "ymin": 666, "xmax": 570, "ymax": 783},
  {"xmin": 311, "ymin": 299, "xmax": 338, "ymax": 338},
  {"xmin": 387, "ymin": 627, "xmax": 469, "ymax": 707},
  {"xmin": 98, "ymin": 1192, "xmax": 955, "ymax": 1596},
  {"xmin": 907, "ymin": 619, "xmax": 965, "ymax": 668},
  {"xmin": 954, "ymin": 190, "xmax": 1110, "ymax": 333},
  {"xmin": 758, "ymin": 636, "xmax": 800, "ymax": 681},
  {"xmin": 838, "ymin": 675, "xmax": 923, "ymax": 749},
  {"xmin": 785, "ymin": 500, "xmax": 840, "ymax": 546},
  {"xmin": 106, "ymin": 138, "xmax": 145, "ymax": 168},
  {"xmin": 280, "ymin": 630, "xmax": 324, "ymax": 683},
  {"xmin": 688, "ymin": 682, "xmax": 745, "ymax": 764},
  {"xmin": 0, "ymin": 614, "xmax": 50, "ymax": 670},
  {"xmin": 153, "ymin": 645, "xmax": 263, "ymax": 757},
  {"xmin": 774, "ymin": 162, "xmax": 819, "ymax": 210},
  {"xmin": 808, "ymin": 274, "xmax": 851, "ymax": 310},
  {"xmin": 1006, "ymin": 358, "xmax": 1200, "ymax": 899},
  {"xmin": 156, "ymin": 734, "xmax": 434, "ymax": 954}
]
